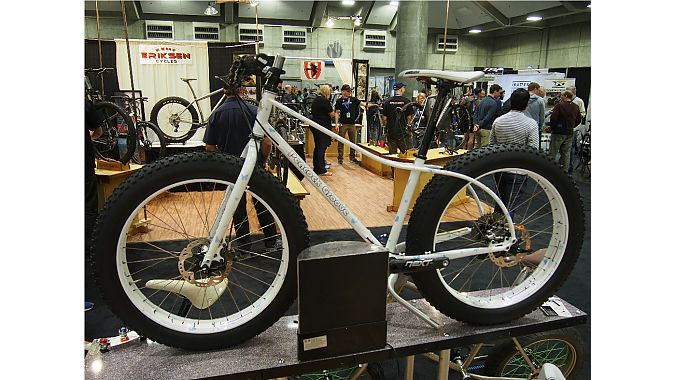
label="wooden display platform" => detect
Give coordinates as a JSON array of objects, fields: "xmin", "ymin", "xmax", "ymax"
[
  {"xmin": 281, "ymin": 171, "xmax": 310, "ymax": 202},
  {"xmin": 357, "ymin": 143, "xmax": 392, "ymax": 177},
  {"xmin": 95, "ymin": 163, "xmax": 147, "ymax": 231},
  {"xmin": 303, "ymin": 124, "xmax": 363, "ymax": 158},
  {"xmin": 387, "ymin": 148, "xmax": 468, "ymax": 213},
  {"xmin": 84, "ymin": 297, "xmax": 587, "ymax": 380}
]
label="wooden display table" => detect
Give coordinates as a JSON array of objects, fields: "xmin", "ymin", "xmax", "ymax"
[
  {"xmin": 95, "ymin": 163, "xmax": 147, "ymax": 231},
  {"xmin": 95, "ymin": 163, "xmax": 144, "ymax": 210},
  {"xmin": 386, "ymin": 148, "xmax": 468, "ymax": 213},
  {"xmin": 357, "ymin": 142, "xmax": 392, "ymax": 177},
  {"xmin": 303, "ymin": 124, "xmax": 363, "ymax": 158}
]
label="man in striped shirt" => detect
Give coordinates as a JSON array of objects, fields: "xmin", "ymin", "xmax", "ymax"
[
  {"xmin": 489, "ymin": 88, "xmax": 538, "ymax": 219},
  {"xmin": 490, "ymin": 88, "xmax": 539, "ymax": 148}
]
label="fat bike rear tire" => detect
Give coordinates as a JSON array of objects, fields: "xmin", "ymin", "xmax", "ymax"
[{"xmin": 406, "ymin": 144, "xmax": 584, "ymax": 325}]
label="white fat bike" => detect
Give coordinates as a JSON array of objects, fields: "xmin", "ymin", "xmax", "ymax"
[{"xmin": 91, "ymin": 54, "xmax": 584, "ymax": 351}]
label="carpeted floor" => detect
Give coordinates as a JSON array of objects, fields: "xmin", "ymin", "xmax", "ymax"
[{"xmin": 85, "ymin": 164, "xmax": 591, "ymax": 379}]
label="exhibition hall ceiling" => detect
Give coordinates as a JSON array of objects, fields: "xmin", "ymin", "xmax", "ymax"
[{"xmin": 84, "ymin": 1, "xmax": 590, "ymax": 36}]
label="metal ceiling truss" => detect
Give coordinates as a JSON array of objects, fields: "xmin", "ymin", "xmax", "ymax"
[{"xmin": 463, "ymin": 4, "xmax": 590, "ymax": 36}]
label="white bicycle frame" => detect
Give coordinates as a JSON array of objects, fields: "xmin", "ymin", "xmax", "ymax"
[
  {"xmin": 182, "ymin": 84, "xmax": 226, "ymax": 126},
  {"xmin": 197, "ymin": 89, "xmax": 518, "ymax": 325},
  {"xmin": 200, "ymin": 88, "xmax": 517, "ymax": 262}
]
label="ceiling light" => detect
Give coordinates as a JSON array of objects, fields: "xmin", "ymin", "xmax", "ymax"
[
  {"xmin": 390, "ymin": 1, "xmax": 399, "ymax": 6},
  {"xmin": 342, "ymin": 0, "xmax": 355, "ymax": 5},
  {"xmin": 326, "ymin": 17, "xmax": 335, "ymax": 27},
  {"xmin": 204, "ymin": 2, "xmax": 218, "ymax": 16},
  {"xmin": 587, "ymin": 3, "xmax": 591, "ymax": 7},
  {"xmin": 526, "ymin": 15, "xmax": 543, "ymax": 21},
  {"xmin": 468, "ymin": 29, "xmax": 481, "ymax": 34}
]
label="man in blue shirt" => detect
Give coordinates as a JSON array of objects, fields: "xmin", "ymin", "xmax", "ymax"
[
  {"xmin": 334, "ymin": 84, "xmax": 363, "ymax": 164},
  {"xmin": 204, "ymin": 89, "xmax": 278, "ymax": 252},
  {"xmin": 473, "ymin": 84, "xmax": 502, "ymax": 148}
]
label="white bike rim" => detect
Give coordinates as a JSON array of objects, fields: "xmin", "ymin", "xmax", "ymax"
[
  {"xmin": 157, "ymin": 103, "xmax": 194, "ymax": 138},
  {"xmin": 434, "ymin": 168, "xmax": 569, "ymax": 309},
  {"xmin": 116, "ymin": 178, "xmax": 290, "ymax": 334}
]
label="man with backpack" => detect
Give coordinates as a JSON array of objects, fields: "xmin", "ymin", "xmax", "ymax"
[
  {"xmin": 381, "ymin": 82, "xmax": 411, "ymax": 154},
  {"xmin": 547, "ymin": 90, "xmax": 581, "ymax": 171}
]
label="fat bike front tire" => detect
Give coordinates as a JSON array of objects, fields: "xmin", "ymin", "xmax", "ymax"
[
  {"xmin": 91, "ymin": 152, "xmax": 309, "ymax": 350},
  {"xmin": 406, "ymin": 144, "xmax": 584, "ymax": 325}
]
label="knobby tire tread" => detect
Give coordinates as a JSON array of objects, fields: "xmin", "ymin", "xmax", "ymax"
[
  {"xmin": 406, "ymin": 144, "xmax": 585, "ymax": 326},
  {"xmin": 90, "ymin": 152, "xmax": 309, "ymax": 350},
  {"xmin": 150, "ymin": 96, "xmax": 200, "ymax": 143}
]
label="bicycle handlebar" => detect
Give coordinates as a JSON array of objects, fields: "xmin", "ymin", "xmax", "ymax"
[
  {"xmin": 111, "ymin": 95, "xmax": 149, "ymax": 102},
  {"xmin": 226, "ymin": 53, "xmax": 285, "ymax": 92}
]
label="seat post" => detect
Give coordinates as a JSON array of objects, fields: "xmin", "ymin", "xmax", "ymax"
[{"xmin": 184, "ymin": 81, "xmax": 205, "ymax": 121}]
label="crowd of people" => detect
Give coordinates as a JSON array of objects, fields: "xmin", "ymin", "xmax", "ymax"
[
  {"xmin": 463, "ymin": 82, "xmax": 586, "ymax": 174},
  {"xmin": 210, "ymin": 78, "xmax": 585, "ymax": 180}
]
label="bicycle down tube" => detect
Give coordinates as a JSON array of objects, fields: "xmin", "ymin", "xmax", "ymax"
[
  {"xmin": 200, "ymin": 90, "xmax": 517, "ymax": 268},
  {"xmin": 266, "ymin": 93, "xmax": 518, "ymax": 255}
]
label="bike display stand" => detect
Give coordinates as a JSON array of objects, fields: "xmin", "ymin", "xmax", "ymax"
[{"xmin": 84, "ymin": 297, "xmax": 587, "ymax": 380}]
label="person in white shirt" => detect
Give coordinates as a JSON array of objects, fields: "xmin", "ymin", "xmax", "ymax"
[
  {"xmin": 490, "ymin": 88, "xmax": 539, "ymax": 148},
  {"xmin": 489, "ymin": 88, "xmax": 539, "ymax": 220},
  {"xmin": 566, "ymin": 86, "xmax": 586, "ymax": 173}
]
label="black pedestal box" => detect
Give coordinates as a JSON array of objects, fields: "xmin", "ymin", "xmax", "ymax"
[{"xmin": 297, "ymin": 241, "xmax": 388, "ymax": 361}]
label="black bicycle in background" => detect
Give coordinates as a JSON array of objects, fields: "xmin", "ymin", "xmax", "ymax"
[
  {"xmin": 112, "ymin": 94, "xmax": 167, "ymax": 164},
  {"xmin": 85, "ymin": 68, "xmax": 136, "ymax": 164}
]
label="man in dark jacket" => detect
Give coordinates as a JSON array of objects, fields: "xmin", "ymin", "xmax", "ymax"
[
  {"xmin": 204, "ymin": 88, "xmax": 279, "ymax": 253},
  {"xmin": 473, "ymin": 84, "xmax": 502, "ymax": 148},
  {"xmin": 547, "ymin": 90, "xmax": 581, "ymax": 170}
]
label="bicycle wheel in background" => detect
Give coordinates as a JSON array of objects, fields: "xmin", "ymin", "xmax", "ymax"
[
  {"xmin": 93, "ymin": 101, "xmax": 136, "ymax": 164},
  {"xmin": 399, "ymin": 102, "xmax": 424, "ymax": 149},
  {"xmin": 485, "ymin": 327, "xmax": 584, "ymax": 378},
  {"xmin": 407, "ymin": 144, "xmax": 584, "ymax": 325},
  {"xmin": 150, "ymin": 96, "xmax": 200, "ymax": 143},
  {"xmin": 132, "ymin": 121, "xmax": 167, "ymax": 164},
  {"xmin": 91, "ymin": 152, "xmax": 309, "ymax": 350},
  {"xmin": 450, "ymin": 104, "xmax": 472, "ymax": 151}
]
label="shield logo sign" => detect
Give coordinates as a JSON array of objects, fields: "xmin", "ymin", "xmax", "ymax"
[{"xmin": 303, "ymin": 61, "xmax": 323, "ymax": 80}]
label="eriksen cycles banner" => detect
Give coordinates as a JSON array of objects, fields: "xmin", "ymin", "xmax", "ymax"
[{"xmin": 140, "ymin": 45, "xmax": 193, "ymax": 65}]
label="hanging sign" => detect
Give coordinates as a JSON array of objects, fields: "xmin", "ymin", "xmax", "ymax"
[
  {"xmin": 511, "ymin": 80, "xmax": 532, "ymax": 92},
  {"xmin": 543, "ymin": 78, "xmax": 576, "ymax": 92},
  {"xmin": 543, "ymin": 78, "xmax": 576, "ymax": 108},
  {"xmin": 302, "ymin": 61, "xmax": 324, "ymax": 80},
  {"xmin": 140, "ymin": 45, "xmax": 193, "ymax": 65}
]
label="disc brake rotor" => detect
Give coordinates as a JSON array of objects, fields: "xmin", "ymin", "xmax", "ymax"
[
  {"xmin": 488, "ymin": 224, "xmax": 532, "ymax": 268},
  {"xmin": 178, "ymin": 239, "xmax": 232, "ymax": 287}
]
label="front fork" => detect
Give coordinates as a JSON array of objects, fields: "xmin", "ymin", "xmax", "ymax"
[{"xmin": 199, "ymin": 138, "xmax": 260, "ymax": 268}]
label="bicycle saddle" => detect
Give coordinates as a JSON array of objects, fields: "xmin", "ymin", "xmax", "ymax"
[
  {"xmin": 180, "ymin": 78, "xmax": 197, "ymax": 82},
  {"xmin": 399, "ymin": 69, "xmax": 485, "ymax": 84},
  {"xmin": 537, "ymin": 363, "xmax": 566, "ymax": 380},
  {"xmin": 214, "ymin": 75, "xmax": 228, "ymax": 83}
]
